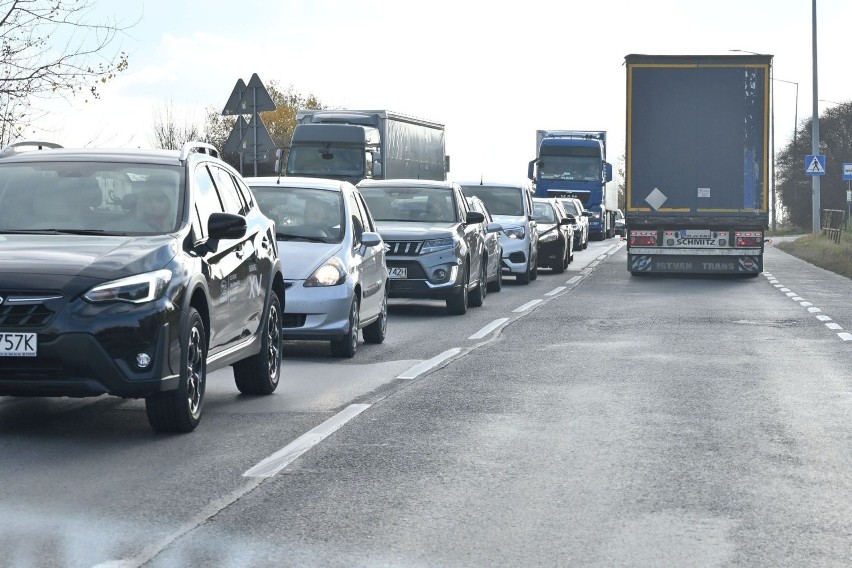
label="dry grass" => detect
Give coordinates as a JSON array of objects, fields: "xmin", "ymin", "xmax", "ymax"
[{"xmin": 773, "ymin": 230, "xmax": 852, "ymax": 280}]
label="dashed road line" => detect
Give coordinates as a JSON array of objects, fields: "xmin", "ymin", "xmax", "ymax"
[
  {"xmin": 468, "ymin": 318, "xmax": 509, "ymax": 340},
  {"xmin": 397, "ymin": 348, "xmax": 462, "ymax": 380},
  {"xmin": 513, "ymin": 299, "xmax": 543, "ymax": 312},
  {"xmin": 545, "ymin": 286, "xmax": 566, "ymax": 296},
  {"xmin": 766, "ymin": 271, "xmax": 848, "ymax": 344}
]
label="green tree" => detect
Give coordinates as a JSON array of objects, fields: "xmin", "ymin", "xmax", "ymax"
[
  {"xmin": 776, "ymin": 101, "xmax": 852, "ymax": 229},
  {"xmin": 0, "ymin": 0, "xmax": 132, "ymax": 146}
]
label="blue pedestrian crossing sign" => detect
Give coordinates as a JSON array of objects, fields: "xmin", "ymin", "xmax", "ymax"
[{"xmin": 805, "ymin": 154, "xmax": 826, "ymax": 176}]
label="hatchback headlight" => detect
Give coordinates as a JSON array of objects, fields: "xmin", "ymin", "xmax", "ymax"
[
  {"xmin": 502, "ymin": 225, "xmax": 525, "ymax": 239},
  {"xmin": 84, "ymin": 269, "xmax": 172, "ymax": 304},
  {"xmin": 421, "ymin": 237, "xmax": 455, "ymax": 254},
  {"xmin": 305, "ymin": 257, "xmax": 346, "ymax": 287}
]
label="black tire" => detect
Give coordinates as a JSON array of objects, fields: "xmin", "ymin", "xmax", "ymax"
[
  {"xmin": 568, "ymin": 238, "xmax": 575, "ymax": 264},
  {"xmin": 331, "ymin": 298, "xmax": 359, "ymax": 357},
  {"xmin": 516, "ymin": 261, "xmax": 531, "ymax": 285},
  {"xmin": 145, "ymin": 308, "xmax": 207, "ymax": 433},
  {"xmin": 552, "ymin": 242, "xmax": 566, "ymax": 274},
  {"xmin": 362, "ymin": 289, "xmax": 387, "ymax": 344},
  {"xmin": 530, "ymin": 255, "xmax": 538, "ymax": 281},
  {"xmin": 469, "ymin": 260, "xmax": 486, "ymax": 307},
  {"xmin": 446, "ymin": 264, "xmax": 468, "ymax": 315},
  {"xmin": 487, "ymin": 261, "xmax": 503, "ymax": 293},
  {"xmin": 582, "ymin": 233, "xmax": 589, "ymax": 249},
  {"xmin": 234, "ymin": 293, "xmax": 282, "ymax": 395}
]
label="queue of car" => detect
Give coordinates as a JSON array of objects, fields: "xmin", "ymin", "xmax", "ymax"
[{"xmin": 0, "ymin": 141, "xmax": 594, "ymax": 433}]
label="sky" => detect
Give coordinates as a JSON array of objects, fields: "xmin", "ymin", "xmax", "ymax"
[{"xmin": 27, "ymin": 0, "xmax": 852, "ymax": 182}]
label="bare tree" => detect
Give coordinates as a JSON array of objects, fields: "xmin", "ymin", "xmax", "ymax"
[
  {"xmin": 0, "ymin": 0, "xmax": 133, "ymax": 146},
  {"xmin": 150, "ymin": 101, "xmax": 201, "ymax": 150}
]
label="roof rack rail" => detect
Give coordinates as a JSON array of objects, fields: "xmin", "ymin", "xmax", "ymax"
[
  {"xmin": 0, "ymin": 141, "xmax": 63, "ymax": 159},
  {"xmin": 180, "ymin": 142, "xmax": 219, "ymax": 161}
]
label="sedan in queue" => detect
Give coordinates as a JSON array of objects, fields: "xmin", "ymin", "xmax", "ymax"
[{"xmin": 532, "ymin": 197, "xmax": 574, "ymax": 273}]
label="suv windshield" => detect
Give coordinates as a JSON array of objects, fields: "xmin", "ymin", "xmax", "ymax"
[
  {"xmin": 462, "ymin": 185, "xmax": 523, "ymax": 216},
  {"xmin": 360, "ymin": 185, "xmax": 457, "ymax": 223},
  {"xmin": 0, "ymin": 162, "xmax": 183, "ymax": 234}
]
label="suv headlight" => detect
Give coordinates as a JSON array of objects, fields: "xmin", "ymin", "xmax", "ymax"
[
  {"xmin": 421, "ymin": 237, "xmax": 455, "ymax": 254},
  {"xmin": 502, "ymin": 225, "xmax": 526, "ymax": 239},
  {"xmin": 539, "ymin": 229, "xmax": 558, "ymax": 243},
  {"xmin": 305, "ymin": 257, "xmax": 346, "ymax": 287},
  {"xmin": 84, "ymin": 269, "xmax": 173, "ymax": 304}
]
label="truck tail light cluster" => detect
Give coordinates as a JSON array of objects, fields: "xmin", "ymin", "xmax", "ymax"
[
  {"xmin": 629, "ymin": 230, "xmax": 658, "ymax": 246},
  {"xmin": 735, "ymin": 231, "xmax": 763, "ymax": 247}
]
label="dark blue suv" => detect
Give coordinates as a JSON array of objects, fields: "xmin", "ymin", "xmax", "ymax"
[{"xmin": 0, "ymin": 141, "xmax": 286, "ymax": 432}]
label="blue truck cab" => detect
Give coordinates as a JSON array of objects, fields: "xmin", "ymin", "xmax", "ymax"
[{"xmin": 528, "ymin": 130, "xmax": 616, "ymax": 240}]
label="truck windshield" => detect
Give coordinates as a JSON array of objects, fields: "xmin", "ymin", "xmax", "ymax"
[
  {"xmin": 287, "ymin": 145, "xmax": 364, "ymax": 177},
  {"xmin": 539, "ymin": 156, "xmax": 600, "ymax": 182}
]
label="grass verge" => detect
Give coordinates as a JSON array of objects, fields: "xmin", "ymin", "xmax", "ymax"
[{"xmin": 773, "ymin": 229, "xmax": 852, "ymax": 280}]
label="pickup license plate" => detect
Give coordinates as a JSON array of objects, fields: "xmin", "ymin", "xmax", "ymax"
[
  {"xmin": 0, "ymin": 332, "xmax": 37, "ymax": 357},
  {"xmin": 388, "ymin": 267, "xmax": 408, "ymax": 279}
]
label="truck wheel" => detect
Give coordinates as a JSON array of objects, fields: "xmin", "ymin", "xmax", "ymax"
[
  {"xmin": 145, "ymin": 308, "xmax": 207, "ymax": 433},
  {"xmin": 446, "ymin": 265, "xmax": 469, "ymax": 314},
  {"xmin": 331, "ymin": 298, "xmax": 359, "ymax": 357},
  {"xmin": 234, "ymin": 293, "xmax": 282, "ymax": 394}
]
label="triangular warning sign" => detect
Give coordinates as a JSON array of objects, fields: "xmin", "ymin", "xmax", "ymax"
[
  {"xmin": 223, "ymin": 115, "xmax": 249, "ymax": 154},
  {"xmin": 237, "ymin": 73, "xmax": 276, "ymax": 113},
  {"xmin": 222, "ymin": 79, "xmax": 247, "ymax": 116},
  {"xmin": 807, "ymin": 156, "xmax": 825, "ymax": 173}
]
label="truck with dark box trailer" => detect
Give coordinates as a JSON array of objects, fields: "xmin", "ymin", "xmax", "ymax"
[
  {"xmin": 624, "ymin": 53, "xmax": 771, "ymax": 276},
  {"xmin": 284, "ymin": 110, "xmax": 449, "ymax": 185}
]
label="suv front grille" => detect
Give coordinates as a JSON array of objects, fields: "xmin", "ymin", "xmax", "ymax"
[
  {"xmin": 0, "ymin": 302, "xmax": 55, "ymax": 328},
  {"xmin": 384, "ymin": 241, "xmax": 423, "ymax": 256}
]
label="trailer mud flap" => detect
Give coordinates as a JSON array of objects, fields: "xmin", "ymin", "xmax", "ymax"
[{"xmin": 629, "ymin": 254, "xmax": 762, "ymax": 275}]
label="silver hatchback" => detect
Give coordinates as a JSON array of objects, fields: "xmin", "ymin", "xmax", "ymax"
[{"xmin": 247, "ymin": 177, "xmax": 388, "ymax": 358}]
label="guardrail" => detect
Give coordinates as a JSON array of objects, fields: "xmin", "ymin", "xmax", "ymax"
[{"xmin": 820, "ymin": 209, "xmax": 845, "ymax": 244}]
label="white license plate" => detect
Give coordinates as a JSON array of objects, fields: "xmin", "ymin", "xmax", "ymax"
[
  {"xmin": 388, "ymin": 267, "xmax": 408, "ymax": 279},
  {"xmin": 680, "ymin": 230, "xmax": 712, "ymax": 239},
  {"xmin": 0, "ymin": 332, "xmax": 37, "ymax": 357}
]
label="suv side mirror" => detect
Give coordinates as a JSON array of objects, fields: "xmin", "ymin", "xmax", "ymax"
[
  {"xmin": 208, "ymin": 212, "xmax": 247, "ymax": 240},
  {"xmin": 465, "ymin": 211, "xmax": 485, "ymax": 224}
]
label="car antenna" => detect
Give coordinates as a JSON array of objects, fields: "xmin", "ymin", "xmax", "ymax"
[{"xmin": 479, "ymin": 173, "xmax": 483, "ymax": 186}]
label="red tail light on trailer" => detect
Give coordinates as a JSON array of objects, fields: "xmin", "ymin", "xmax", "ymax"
[
  {"xmin": 735, "ymin": 231, "xmax": 763, "ymax": 247},
  {"xmin": 629, "ymin": 230, "xmax": 658, "ymax": 246}
]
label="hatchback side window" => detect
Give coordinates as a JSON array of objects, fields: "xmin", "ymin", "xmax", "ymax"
[
  {"xmin": 193, "ymin": 165, "xmax": 224, "ymax": 240},
  {"xmin": 347, "ymin": 192, "xmax": 365, "ymax": 245},
  {"xmin": 353, "ymin": 192, "xmax": 375, "ymax": 232}
]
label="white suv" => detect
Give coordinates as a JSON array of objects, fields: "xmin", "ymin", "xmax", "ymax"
[{"xmin": 459, "ymin": 180, "xmax": 539, "ymax": 284}]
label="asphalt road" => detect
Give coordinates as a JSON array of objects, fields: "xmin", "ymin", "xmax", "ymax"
[{"xmin": 1, "ymin": 238, "xmax": 850, "ymax": 567}]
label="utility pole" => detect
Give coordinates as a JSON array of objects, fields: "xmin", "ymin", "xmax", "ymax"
[{"xmin": 811, "ymin": 0, "xmax": 821, "ymax": 234}]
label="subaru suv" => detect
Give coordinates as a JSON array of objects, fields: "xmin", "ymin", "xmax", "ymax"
[
  {"xmin": 358, "ymin": 179, "xmax": 501, "ymax": 315},
  {"xmin": 0, "ymin": 141, "xmax": 285, "ymax": 433},
  {"xmin": 460, "ymin": 180, "xmax": 539, "ymax": 284}
]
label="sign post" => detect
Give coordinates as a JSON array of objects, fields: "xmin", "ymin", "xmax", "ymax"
[{"xmin": 843, "ymin": 163, "xmax": 852, "ymax": 228}]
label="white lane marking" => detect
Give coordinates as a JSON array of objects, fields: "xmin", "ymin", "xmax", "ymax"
[
  {"xmin": 826, "ymin": 323, "xmax": 843, "ymax": 330},
  {"xmin": 769, "ymin": 279, "xmax": 779, "ymax": 284},
  {"xmin": 839, "ymin": 333, "xmax": 852, "ymax": 341},
  {"xmin": 545, "ymin": 286, "xmax": 566, "ymax": 296},
  {"xmin": 243, "ymin": 404, "xmax": 371, "ymax": 478},
  {"xmin": 807, "ymin": 307, "xmax": 822, "ymax": 313},
  {"xmin": 588, "ymin": 261, "xmax": 600, "ymax": 268},
  {"xmin": 780, "ymin": 288, "xmax": 791, "ymax": 292},
  {"xmin": 800, "ymin": 301, "xmax": 813, "ymax": 307},
  {"xmin": 468, "ymin": 318, "xmax": 509, "ymax": 340},
  {"xmin": 785, "ymin": 292, "xmax": 797, "ymax": 297},
  {"xmin": 597, "ymin": 254, "xmax": 608, "ymax": 261},
  {"xmin": 397, "ymin": 348, "xmax": 461, "ymax": 380},
  {"xmin": 513, "ymin": 299, "xmax": 543, "ymax": 313},
  {"xmin": 816, "ymin": 315, "xmax": 833, "ymax": 322},
  {"xmin": 792, "ymin": 296, "xmax": 805, "ymax": 301},
  {"xmin": 567, "ymin": 276, "xmax": 583, "ymax": 284},
  {"xmin": 764, "ymin": 273, "xmax": 774, "ymax": 277},
  {"xmin": 773, "ymin": 284, "xmax": 784, "ymax": 288}
]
